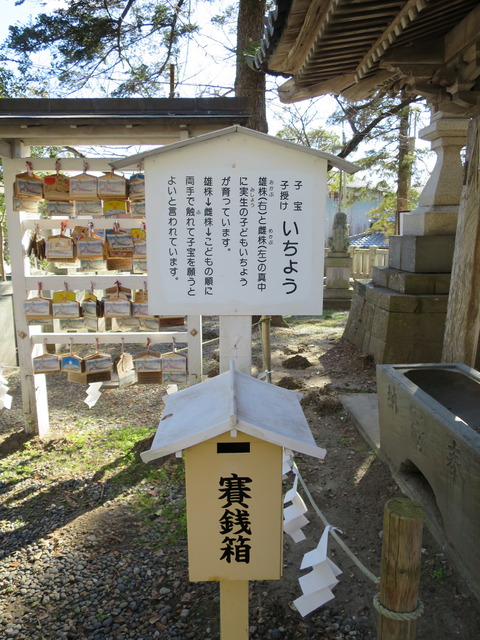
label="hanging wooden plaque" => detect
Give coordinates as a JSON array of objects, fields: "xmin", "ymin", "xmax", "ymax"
[
  {"xmin": 14, "ymin": 171, "xmax": 43, "ymax": 200},
  {"xmin": 61, "ymin": 353, "xmax": 84, "ymax": 373},
  {"xmin": 134, "ymin": 351, "xmax": 162, "ymax": 384},
  {"xmin": 46, "ymin": 201, "xmax": 75, "ymax": 216},
  {"xmin": 24, "ymin": 296, "xmax": 52, "ymax": 320},
  {"xmin": 76, "ymin": 200, "xmax": 103, "ymax": 215},
  {"xmin": 69, "ymin": 173, "xmax": 98, "ymax": 201},
  {"xmin": 43, "ymin": 174, "xmax": 70, "ymax": 201},
  {"xmin": 33, "ymin": 353, "xmax": 61, "ymax": 374},
  {"xmin": 128, "ymin": 174, "xmax": 145, "ymax": 201},
  {"xmin": 68, "ymin": 351, "xmax": 112, "ymax": 383},
  {"xmin": 97, "ymin": 172, "xmax": 127, "ymax": 200},
  {"xmin": 46, "ymin": 235, "xmax": 75, "ymax": 262}
]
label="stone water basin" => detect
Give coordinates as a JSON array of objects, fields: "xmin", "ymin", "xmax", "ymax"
[{"xmin": 376, "ymin": 363, "xmax": 480, "ymax": 599}]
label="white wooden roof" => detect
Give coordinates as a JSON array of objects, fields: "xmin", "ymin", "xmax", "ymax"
[
  {"xmin": 110, "ymin": 125, "xmax": 359, "ymax": 174},
  {"xmin": 141, "ymin": 363, "xmax": 326, "ymax": 463},
  {"xmin": 0, "ymin": 97, "xmax": 250, "ymax": 152}
]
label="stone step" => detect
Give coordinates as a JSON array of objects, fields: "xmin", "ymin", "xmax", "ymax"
[
  {"xmin": 372, "ymin": 266, "xmax": 451, "ymax": 295},
  {"xmin": 361, "ymin": 280, "xmax": 448, "ymax": 313}
]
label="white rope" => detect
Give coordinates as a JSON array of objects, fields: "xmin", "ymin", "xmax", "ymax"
[
  {"xmin": 373, "ymin": 593, "xmax": 424, "ymax": 621},
  {"xmin": 293, "ymin": 461, "xmax": 380, "ymax": 585}
]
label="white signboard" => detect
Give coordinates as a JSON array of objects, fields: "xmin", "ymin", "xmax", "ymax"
[{"xmin": 145, "ymin": 132, "xmax": 326, "ymax": 315}]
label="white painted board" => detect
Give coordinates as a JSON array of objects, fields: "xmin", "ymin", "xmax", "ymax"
[{"xmin": 144, "ymin": 129, "xmax": 327, "ymax": 315}]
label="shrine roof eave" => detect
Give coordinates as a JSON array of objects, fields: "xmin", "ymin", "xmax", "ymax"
[
  {"xmin": 0, "ymin": 97, "xmax": 251, "ymax": 152},
  {"xmin": 0, "ymin": 97, "xmax": 249, "ymax": 117},
  {"xmin": 110, "ymin": 125, "xmax": 360, "ymax": 174},
  {"xmin": 252, "ymin": 0, "xmax": 480, "ymax": 114},
  {"xmin": 0, "ymin": 114, "xmax": 250, "ymax": 126}
]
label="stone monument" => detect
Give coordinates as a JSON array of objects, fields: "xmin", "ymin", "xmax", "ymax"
[
  {"xmin": 323, "ymin": 211, "xmax": 353, "ymax": 307},
  {"xmin": 343, "ymin": 110, "xmax": 469, "ymax": 363}
]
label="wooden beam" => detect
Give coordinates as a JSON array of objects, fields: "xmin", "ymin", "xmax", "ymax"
[
  {"xmin": 445, "ymin": 3, "xmax": 480, "ymax": 63},
  {"xmin": 30, "ymin": 331, "xmax": 189, "ymax": 345},
  {"xmin": 354, "ymin": 0, "xmax": 427, "ymax": 79},
  {"xmin": 380, "ymin": 40, "xmax": 444, "ymax": 66},
  {"xmin": 341, "ymin": 71, "xmax": 398, "ymax": 100},
  {"xmin": 278, "ymin": 68, "xmax": 395, "ymax": 104},
  {"xmin": 0, "ymin": 96, "xmax": 249, "ymax": 116},
  {"xmin": 3, "ymin": 156, "xmax": 48, "ymax": 435},
  {"xmin": 24, "ymin": 274, "xmax": 152, "ymax": 291},
  {"xmin": 277, "ymin": 0, "xmax": 337, "ymax": 74},
  {"xmin": 277, "ymin": 74, "xmax": 356, "ymax": 103},
  {"xmin": 11, "ymin": 157, "xmax": 117, "ymax": 171},
  {"xmin": 0, "ymin": 123, "xmax": 236, "ymax": 147},
  {"xmin": 377, "ymin": 498, "xmax": 423, "ymax": 640}
]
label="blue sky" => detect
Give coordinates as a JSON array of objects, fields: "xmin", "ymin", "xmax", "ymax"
[{"xmin": 0, "ymin": 0, "xmax": 36, "ymax": 40}]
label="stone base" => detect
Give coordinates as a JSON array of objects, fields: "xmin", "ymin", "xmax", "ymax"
[
  {"xmin": 324, "ymin": 287, "xmax": 353, "ymax": 300},
  {"xmin": 372, "ymin": 266, "xmax": 451, "ymax": 295},
  {"xmin": 325, "ymin": 254, "xmax": 353, "ymax": 290},
  {"xmin": 389, "ymin": 234, "xmax": 455, "ymax": 273},
  {"xmin": 325, "ymin": 254, "xmax": 352, "ymax": 266},
  {"xmin": 344, "ymin": 280, "xmax": 447, "ymax": 363},
  {"xmin": 323, "ymin": 297, "xmax": 352, "ymax": 310},
  {"xmin": 402, "ymin": 207, "xmax": 458, "ymax": 235}
]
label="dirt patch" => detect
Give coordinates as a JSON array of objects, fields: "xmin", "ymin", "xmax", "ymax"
[
  {"xmin": 0, "ymin": 430, "xmax": 33, "ymax": 458},
  {"xmin": 276, "ymin": 376, "xmax": 303, "ymax": 390},
  {"xmin": 282, "ymin": 354, "xmax": 313, "ymax": 369},
  {"xmin": 1, "ymin": 313, "xmax": 479, "ymax": 639}
]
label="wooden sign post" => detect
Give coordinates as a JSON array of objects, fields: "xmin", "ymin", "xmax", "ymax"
[
  {"xmin": 219, "ymin": 314, "xmax": 252, "ymax": 638},
  {"xmin": 117, "ymin": 125, "xmax": 358, "ymax": 640},
  {"xmin": 141, "ymin": 363, "xmax": 326, "ymax": 640}
]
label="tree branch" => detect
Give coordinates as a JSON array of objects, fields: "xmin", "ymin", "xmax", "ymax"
[{"xmin": 338, "ymin": 95, "xmax": 423, "ymax": 158}]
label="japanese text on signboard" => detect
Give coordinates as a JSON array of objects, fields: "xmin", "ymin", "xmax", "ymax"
[
  {"xmin": 219, "ymin": 473, "xmax": 252, "ymax": 564},
  {"xmin": 164, "ymin": 173, "xmax": 307, "ymax": 303}
]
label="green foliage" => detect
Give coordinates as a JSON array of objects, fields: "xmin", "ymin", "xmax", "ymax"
[
  {"xmin": 366, "ymin": 192, "xmax": 397, "ymax": 236},
  {"xmin": 3, "ymin": 0, "xmax": 198, "ymax": 95},
  {"xmin": 276, "ymin": 124, "xmax": 342, "ymax": 154},
  {"xmin": 282, "ymin": 313, "xmax": 349, "ymax": 339},
  {"xmin": 432, "ymin": 567, "xmax": 446, "ymax": 580},
  {"xmin": 0, "ymin": 424, "xmax": 155, "ymax": 483},
  {"xmin": 0, "ymin": 422, "xmax": 188, "ymax": 549},
  {"xmin": 211, "ymin": 4, "xmax": 237, "ymax": 27}
]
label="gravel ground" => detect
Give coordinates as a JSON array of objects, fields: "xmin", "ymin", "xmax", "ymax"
[{"xmin": 1, "ymin": 316, "xmax": 480, "ymax": 639}]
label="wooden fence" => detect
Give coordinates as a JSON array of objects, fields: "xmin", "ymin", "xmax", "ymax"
[{"xmin": 325, "ymin": 245, "xmax": 389, "ymax": 280}]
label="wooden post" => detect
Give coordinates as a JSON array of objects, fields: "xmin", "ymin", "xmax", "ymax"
[
  {"xmin": 260, "ymin": 315, "xmax": 271, "ymax": 383},
  {"xmin": 219, "ymin": 315, "xmax": 252, "ymax": 375},
  {"xmin": 4, "ymin": 153, "xmax": 50, "ymax": 436},
  {"xmin": 220, "ymin": 581, "xmax": 249, "ymax": 640},
  {"xmin": 377, "ymin": 498, "xmax": 423, "ymax": 640},
  {"xmin": 186, "ymin": 314, "xmax": 202, "ymax": 385},
  {"xmin": 218, "ymin": 315, "xmax": 252, "ymax": 638}
]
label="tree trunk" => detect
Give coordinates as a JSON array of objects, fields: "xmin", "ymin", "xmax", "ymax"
[
  {"xmin": 236, "ymin": 0, "xmax": 279, "ymax": 325},
  {"xmin": 235, "ymin": 0, "xmax": 267, "ymax": 133},
  {"xmin": 396, "ymin": 105, "xmax": 412, "ymax": 235},
  {"xmin": 442, "ymin": 117, "xmax": 480, "ymax": 367}
]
